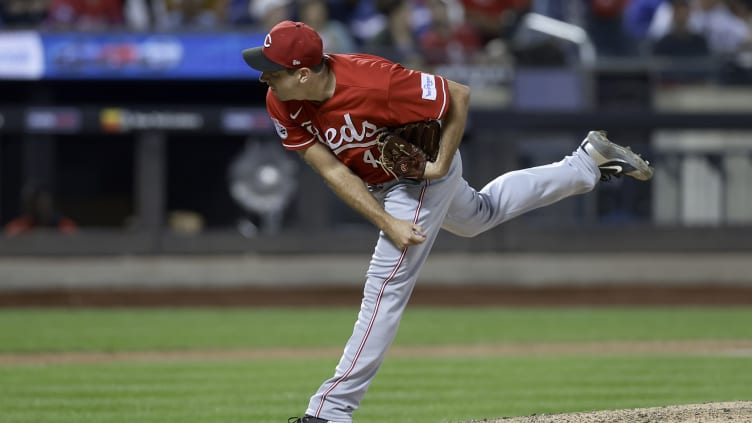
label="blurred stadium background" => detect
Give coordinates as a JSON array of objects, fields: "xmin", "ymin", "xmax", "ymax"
[{"xmin": 1, "ymin": 0, "xmax": 752, "ymax": 304}]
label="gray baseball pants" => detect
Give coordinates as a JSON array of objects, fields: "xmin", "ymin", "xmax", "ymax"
[{"xmin": 307, "ymin": 146, "xmax": 600, "ymax": 422}]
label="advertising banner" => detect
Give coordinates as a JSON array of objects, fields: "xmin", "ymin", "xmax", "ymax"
[
  {"xmin": 100, "ymin": 108, "xmax": 205, "ymax": 132},
  {"xmin": 0, "ymin": 31, "xmax": 44, "ymax": 79},
  {"xmin": 0, "ymin": 31, "xmax": 265, "ymax": 80},
  {"xmin": 25, "ymin": 107, "xmax": 82, "ymax": 133}
]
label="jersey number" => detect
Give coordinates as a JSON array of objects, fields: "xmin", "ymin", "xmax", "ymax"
[{"xmin": 363, "ymin": 150, "xmax": 380, "ymax": 168}]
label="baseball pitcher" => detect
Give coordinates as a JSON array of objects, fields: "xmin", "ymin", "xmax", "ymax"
[{"xmin": 242, "ymin": 21, "xmax": 653, "ymax": 423}]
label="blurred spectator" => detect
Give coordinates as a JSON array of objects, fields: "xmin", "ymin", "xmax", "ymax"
[
  {"xmin": 46, "ymin": 0, "xmax": 126, "ymax": 30},
  {"xmin": 651, "ymin": 0, "xmax": 710, "ymax": 55},
  {"xmin": 225, "ymin": 0, "xmax": 254, "ymax": 26},
  {"xmin": 250, "ymin": 0, "xmax": 293, "ymax": 30},
  {"xmin": 694, "ymin": 0, "xmax": 751, "ymax": 54},
  {"xmin": 718, "ymin": 0, "xmax": 752, "ymax": 82},
  {"xmin": 461, "ymin": 0, "xmax": 530, "ymax": 45},
  {"xmin": 727, "ymin": 0, "xmax": 752, "ymax": 41},
  {"xmin": 3, "ymin": 185, "xmax": 77, "ymax": 237},
  {"xmin": 0, "ymin": 0, "xmax": 49, "ymax": 28},
  {"xmin": 123, "ymin": 0, "xmax": 152, "ymax": 30},
  {"xmin": 418, "ymin": 0, "xmax": 483, "ymax": 65},
  {"xmin": 152, "ymin": 0, "xmax": 229, "ymax": 30},
  {"xmin": 622, "ymin": 0, "xmax": 667, "ymax": 42},
  {"xmin": 649, "ymin": 0, "xmax": 751, "ymax": 55},
  {"xmin": 299, "ymin": 0, "xmax": 357, "ymax": 52},
  {"xmin": 365, "ymin": 0, "xmax": 423, "ymax": 66},
  {"xmin": 326, "ymin": 0, "xmax": 387, "ymax": 46},
  {"xmin": 584, "ymin": 0, "xmax": 634, "ymax": 56}
]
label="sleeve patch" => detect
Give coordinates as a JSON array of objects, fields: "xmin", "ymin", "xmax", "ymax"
[
  {"xmin": 421, "ymin": 73, "xmax": 437, "ymax": 101},
  {"xmin": 272, "ymin": 118, "xmax": 288, "ymax": 139}
]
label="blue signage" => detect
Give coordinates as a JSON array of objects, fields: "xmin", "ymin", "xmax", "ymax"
[{"xmin": 39, "ymin": 31, "xmax": 264, "ymax": 79}]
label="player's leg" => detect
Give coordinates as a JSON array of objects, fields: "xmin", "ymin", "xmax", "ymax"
[
  {"xmin": 304, "ymin": 154, "xmax": 464, "ymax": 422},
  {"xmin": 441, "ymin": 131, "xmax": 651, "ymax": 237}
]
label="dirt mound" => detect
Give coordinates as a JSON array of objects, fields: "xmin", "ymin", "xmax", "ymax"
[{"xmin": 465, "ymin": 401, "xmax": 752, "ymax": 423}]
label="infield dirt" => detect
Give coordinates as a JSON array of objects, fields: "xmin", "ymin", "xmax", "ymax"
[{"xmin": 463, "ymin": 401, "xmax": 752, "ymax": 423}]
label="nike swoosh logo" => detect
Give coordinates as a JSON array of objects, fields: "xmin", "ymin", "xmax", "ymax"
[{"xmin": 289, "ymin": 106, "xmax": 302, "ymax": 120}]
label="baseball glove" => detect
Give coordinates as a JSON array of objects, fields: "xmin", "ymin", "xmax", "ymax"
[
  {"xmin": 391, "ymin": 120, "xmax": 441, "ymax": 162},
  {"xmin": 377, "ymin": 120, "xmax": 442, "ymax": 180}
]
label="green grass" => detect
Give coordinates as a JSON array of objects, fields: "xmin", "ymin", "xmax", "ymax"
[
  {"xmin": 1, "ymin": 307, "xmax": 751, "ymax": 352},
  {"xmin": 1, "ymin": 307, "xmax": 751, "ymax": 423},
  {"xmin": 0, "ymin": 356, "xmax": 750, "ymax": 423}
]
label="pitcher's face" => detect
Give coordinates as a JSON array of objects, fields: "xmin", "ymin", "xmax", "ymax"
[{"xmin": 259, "ymin": 69, "xmax": 303, "ymax": 101}]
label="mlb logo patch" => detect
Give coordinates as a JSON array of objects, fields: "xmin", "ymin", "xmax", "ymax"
[
  {"xmin": 421, "ymin": 73, "xmax": 436, "ymax": 100},
  {"xmin": 272, "ymin": 118, "xmax": 288, "ymax": 139}
]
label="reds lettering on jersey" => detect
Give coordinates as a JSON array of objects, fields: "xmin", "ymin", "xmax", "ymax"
[{"xmin": 265, "ymin": 54, "xmax": 449, "ymax": 185}]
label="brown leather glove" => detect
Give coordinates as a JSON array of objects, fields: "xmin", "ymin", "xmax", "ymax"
[
  {"xmin": 390, "ymin": 120, "xmax": 441, "ymax": 162},
  {"xmin": 377, "ymin": 120, "xmax": 442, "ymax": 180},
  {"xmin": 377, "ymin": 132, "xmax": 428, "ymax": 180}
]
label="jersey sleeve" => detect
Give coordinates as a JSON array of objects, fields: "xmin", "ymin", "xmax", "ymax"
[
  {"xmin": 386, "ymin": 67, "xmax": 449, "ymax": 124},
  {"xmin": 266, "ymin": 92, "xmax": 316, "ymax": 151}
]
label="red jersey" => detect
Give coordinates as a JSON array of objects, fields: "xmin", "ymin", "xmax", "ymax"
[{"xmin": 266, "ymin": 54, "xmax": 449, "ymax": 185}]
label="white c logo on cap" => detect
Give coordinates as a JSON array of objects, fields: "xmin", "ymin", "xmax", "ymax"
[{"xmin": 263, "ymin": 34, "xmax": 272, "ymax": 48}]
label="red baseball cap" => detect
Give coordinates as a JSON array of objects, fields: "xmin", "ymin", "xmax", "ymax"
[{"xmin": 242, "ymin": 21, "xmax": 324, "ymax": 72}]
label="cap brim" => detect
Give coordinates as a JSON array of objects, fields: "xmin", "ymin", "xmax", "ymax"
[{"xmin": 242, "ymin": 47, "xmax": 288, "ymax": 72}]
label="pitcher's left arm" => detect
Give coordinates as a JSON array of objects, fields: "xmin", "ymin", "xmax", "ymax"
[{"xmin": 423, "ymin": 80, "xmax": 470, "ymax": 180}]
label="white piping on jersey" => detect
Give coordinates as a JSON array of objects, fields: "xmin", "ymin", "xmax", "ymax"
[
  {"xmin": 282, "ymin": 136, "xmax": 316, "ymax": 149},
  {"xmin": 333, "ymin": 139, "xmax": 378, "ymax": 154},
  {"xmin": 435, "ymin": 76, "xmax": 447, "ymax": 120}
]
